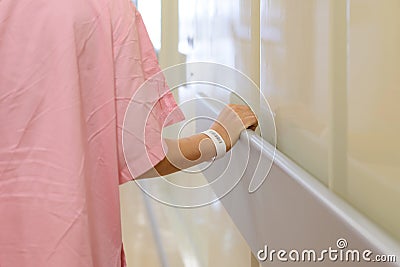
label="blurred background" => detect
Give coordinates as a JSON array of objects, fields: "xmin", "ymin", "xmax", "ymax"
[{"xmin": 120, "ymin": 0, "xmax": 400, "ymax": 266}]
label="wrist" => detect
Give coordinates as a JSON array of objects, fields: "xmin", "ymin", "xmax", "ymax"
[
  {"xmin": 201, "ymin": 129, "xmax": 227, "ymax": 159},
  {"xmin": 210, "ymin": 124, "xmax": 231, "ymax": 151}
]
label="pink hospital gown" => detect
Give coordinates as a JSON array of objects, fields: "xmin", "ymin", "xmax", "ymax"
[{"xmin": 0, "ymin": 0, "xmax": 184, "ymax": 266}]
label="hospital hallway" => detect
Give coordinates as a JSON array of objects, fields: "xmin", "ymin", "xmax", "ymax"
[
  {"xmin": 120, "ymin": 175, "xmax": 252, "ymax": 267},
  {"xmin": 119, "ymin": 0, "xmax": 400, "ymax": 266}
]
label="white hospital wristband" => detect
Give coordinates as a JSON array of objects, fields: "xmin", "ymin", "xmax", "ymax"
[{"xmin": 201, "ymin": 129, "xmax": 227, "ymax": 159}]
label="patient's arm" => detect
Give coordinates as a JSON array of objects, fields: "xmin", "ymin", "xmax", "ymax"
[{"xmin": 135, "ymin": 104, "xmax": 258, "ymax": 179}]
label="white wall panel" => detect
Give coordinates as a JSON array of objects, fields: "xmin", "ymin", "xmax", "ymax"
[{"xmin": 261, "ymin": 0, "xmax": 400, "ymax": 241}]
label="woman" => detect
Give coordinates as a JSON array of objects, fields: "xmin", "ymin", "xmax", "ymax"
[{"xmin": 0, "ymin": 0, "xmax": 257, "ymax": 266}]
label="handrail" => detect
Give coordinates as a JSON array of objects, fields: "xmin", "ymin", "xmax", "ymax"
[
  {"xmin": 247, "ymin": 129, "xmax": 400, "ymax": 258},
  {"xmin": 197, "ymin": 93, "xmax": 400, "ymax": 260}
]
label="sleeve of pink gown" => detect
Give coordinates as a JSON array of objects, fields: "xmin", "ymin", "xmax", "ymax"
[{"xmin": 111, "ymin": 1, "xmax": 185, "ymax": 184}]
